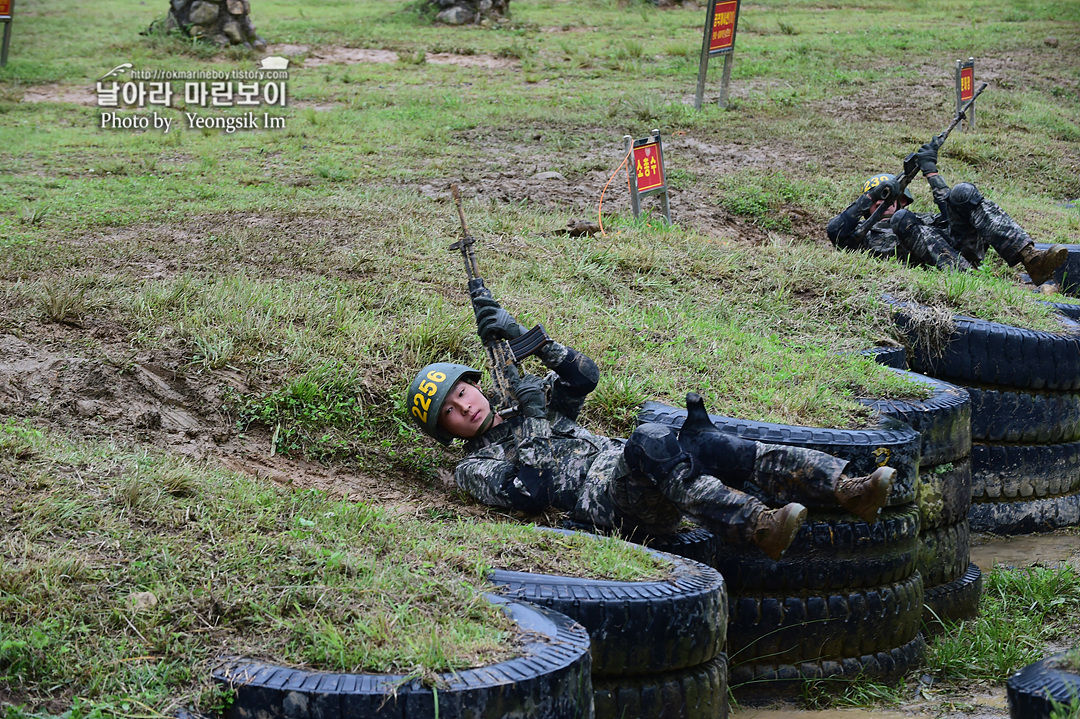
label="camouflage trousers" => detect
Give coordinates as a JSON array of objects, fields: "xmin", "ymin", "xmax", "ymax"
[
  {"xmin": 894, "ymin": 199, "xmax": 1031, "ymax": 269},
  {"xmin": 600, "ymin": 423, "xmax": 847, "ymax": 546}
]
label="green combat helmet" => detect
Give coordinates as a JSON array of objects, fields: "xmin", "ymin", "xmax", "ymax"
[
  {"xmin": 407, "ymin": 362, "xmax": 482, "ymax": 445},
  {"xmin": 862, "ymin": 174, "xmax": 914, "ymax": 204}
]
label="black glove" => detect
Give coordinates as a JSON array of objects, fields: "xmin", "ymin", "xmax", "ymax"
[
  {"xmin": 504, "ymin": 465, "xmax": 555, "ymax": 514},
  {"xmin": 469, "ymin": 279, "xmax": 501, "ymax": 314},
  {"xmin": 477, "ymin": 306, "xmax": 526, "ymax": 343},
  {"xmin": 867, "ymin": 177, "xmax": 900, "ymax": 203},
  {"xmin": 916, "ymin": 134, "xmax": 944, "ymax": 175},
  {"xmin": 508, "ymin": 366, "xmax": 547, "ymax": 419}
]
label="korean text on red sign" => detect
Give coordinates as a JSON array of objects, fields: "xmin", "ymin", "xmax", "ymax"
[
  {"xmin": 709, "ymin": 0, "xmax": 738, "ymax": 53},
  {"xmin": 0, "ymin": 0, "xmax": 11, "ymax": 19},
  {"xmin": 959, "ymin": 66, "xmax": 974, "ymax": 102},
  {"xmin": 634, "ymin": 143, "xmax": 664, "ymax": 192}
]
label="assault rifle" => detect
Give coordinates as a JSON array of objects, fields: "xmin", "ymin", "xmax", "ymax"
[
  {"xmin": 449, "ymin": 184, "xmax": 551, "ymax": 419},
  {"xmin": 853, "ymin": 82, "xmax": 989, "ymax": 241}
]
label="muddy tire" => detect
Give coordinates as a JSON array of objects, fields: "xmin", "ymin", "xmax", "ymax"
[
  {"xmin": 968, "ymin": 386, "xmax": 1080, "ymax": 444},
  {"xmin": 212, "ymin": 595, "xmax": 594, "ymax": 719},
  {"xmin": 1007, "ymin": 650, "xmax": 1080, "ymax": 719},
  {"xmin": 592, "ymin": 654, "xmax": 729, "ymax": 719},
  {"xmin": 918, "ymin": 459, "xmax": 972, "ymax": 530},
  {"xmin": 969, "ymin": 491, "xmax": 1080, "ymax": 534},
  {"xmin": 489, "ymin": 549, "xmax": 727, "ymax": 676},
  {"xmin": 924, "ymin": 562, "xmax": 982, "ymax": 629},
  {"xmin": 727, "ymin": 573, "xmax": 924, "ymax": 665},
  {"xmin": 712, "ymin": 505, "xmax": 919, "ymax": 592},
  {"xmin": 637, "ymin": 401, "xmax": 921, "ymax": 506},
  {"xmin": 729, "ymin": 634, "xmax": 925, "ymax": 703},
  {"xmin": 917, "ymin": 520, "xmax": 971, "ymax": 588},
  {"xmin": 861, "ymin": 368, "xmax": 972, "ymax": 466},
  {"xmin": 559, "ymin": 520, "xmax": 719, "ymax": 568},
  {"xmin": 892, "ymin": 304, "xmax": 1080, "ymax": 391},
  {"xmin": 972, "ymin": 442, "xmax": 1080, "ymax": 501}
]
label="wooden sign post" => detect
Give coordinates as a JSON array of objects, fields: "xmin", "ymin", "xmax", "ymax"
[
  {"xmin": 624, "ymin": 129, "xmax": 671, "ymax": 225},
  {"xmin": 956, "ymin": 58, "xmax": 975, "ymax": 131},
  {"xmin": 0, "ymin": 0, "xmax": 11, "ymax": 68},
  {"xmin": 694, "ymin": 0, "xmax": 741, "ymax": 110}
]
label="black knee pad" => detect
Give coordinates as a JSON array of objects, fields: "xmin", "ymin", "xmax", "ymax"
[
  {"xmin": 624, "ymin": 423, "xmax": 685, "ymax": 479},
  {"xmin": 889, "ymin": 208, "xmax": 921, "ymax": 237},
  {"xmin": 947, "ymin": 183, "xmax": 983, "ymax": 221}
]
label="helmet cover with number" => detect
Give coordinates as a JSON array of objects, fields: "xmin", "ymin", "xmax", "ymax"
[
  {"xmin": 408, "ymin": 362, "xmax": 482, "ymax": 445},
  {"xmin": 862, "ymin": 174, "xmax": 914, "ymax": 203}
]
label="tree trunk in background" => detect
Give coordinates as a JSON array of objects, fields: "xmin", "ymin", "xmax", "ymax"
[
  {"xmin": 428, "ymin": 0, "xmax": 510, "ymax": 25},
  {"xmin": 162, "ymin": 0, "xmax": 266, "ymax": 48}
]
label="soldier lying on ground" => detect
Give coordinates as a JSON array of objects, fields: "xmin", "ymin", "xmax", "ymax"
[
  {"xmin": 407, "ymin": 295, "xmax": 896, "ymax": 560},
  {"xmin": 827, "ymin": 135, "xmax": 1067, "ymax": 286}
]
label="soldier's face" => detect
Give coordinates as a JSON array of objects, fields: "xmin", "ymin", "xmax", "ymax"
[
  {"xmin": 438, "ymin": 380, "xmax": 494, "ymax": 439},
  {"xmin": 871, "ymin": 196, "xmax": 911, "ymax": 219}
]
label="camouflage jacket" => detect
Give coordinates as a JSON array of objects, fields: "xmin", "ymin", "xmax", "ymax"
[
  {"xmin": 827, "ymin": 192, "xmax": 943, "ymax": 261},
  {"xmin": 455, "ymin": 341, "xmax": 625, "ymax": 520}
]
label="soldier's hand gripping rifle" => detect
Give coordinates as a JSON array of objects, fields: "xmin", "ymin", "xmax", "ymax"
[
  {"xmin": 853, "ymin": 82, "xmax": 989, "ymax": 241},
  {"xmin": 449, "ymin": 184, "xmax": 552, "ymax": 420}
]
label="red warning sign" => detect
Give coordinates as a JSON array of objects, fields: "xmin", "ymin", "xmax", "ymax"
[
  {"xmin": 709, "ymin": 0, "xmax": 738, "ymax": 53},
  {"xmin": 959, "ymin": 65, "xmax": 974, "ymax": 102},
  {"xmin": 0, "ymin": 0, "xmax": 11, "ymax": 19},
  {"xmin": 634, "ymin": 143, "xmax": 664, "ymax": 192}
]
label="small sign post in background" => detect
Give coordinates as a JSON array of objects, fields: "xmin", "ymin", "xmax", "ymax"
[
  {"xmin": 694, "ymin": 0, "xmax": 741, "ymax": 109},
  {"xmin": 956, "ymin": 57, "xmax": 975, "ymax": 131},
  {"xmin": 0, "ymin": 0, "xmax": 12, "ymax": 68},
  {"xmin": 624, "ymin": 129, "xmax": 671, "ymax": 225}
]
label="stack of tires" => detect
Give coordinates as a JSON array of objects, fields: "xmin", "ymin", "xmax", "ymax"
[
  {"xmin": 861, "ymin": 359, "xmax": 982, "ymax": 627},
  {"xmin": 210, "ymin": 537, "xmax": 731, "ymax": 719},
  {"xmin": 637, "ymin": 402, "xmax": 925, "ymax": 699},
  {"xmin": 894, "ymin": 305, "xmax": 1080, "ymax": 535},
  {"xmin": 490, "ymin": 542, "xmax": 730, "ymax": 719}
]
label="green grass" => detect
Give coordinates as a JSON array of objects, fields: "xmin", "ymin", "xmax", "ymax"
[{"xmin": 0, "ymin": 419, "xmax": 665, "ymax": 712}]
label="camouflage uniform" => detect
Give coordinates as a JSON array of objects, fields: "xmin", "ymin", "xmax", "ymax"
[
  {"xmin": 827, "ymin": 179, "xmax": 1033, "ymax": 270},
  {"xmin": 455, "ymin": 341, "xmax": 849, "ymax": 546}
]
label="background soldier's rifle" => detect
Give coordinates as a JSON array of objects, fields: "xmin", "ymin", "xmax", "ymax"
[
  {"xmin": 854, "ymin": 82, "xmax": 989, "ymax": 240},
  {"xmin": 449, "ymin": 184, "xmax": 551, "ymax": 419}
]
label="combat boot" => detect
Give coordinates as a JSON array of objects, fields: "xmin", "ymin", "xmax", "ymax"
[
  {"xmin": 750, "ymin": 502, "xmax": 807, "ymax": 560},
  {"xmin": 835, "ymin": 466, "xmax": 895, "ymax": 522},
  {"xmin": 1019, "ymin": 243, "xmax": 1068, "ymax": 286}
]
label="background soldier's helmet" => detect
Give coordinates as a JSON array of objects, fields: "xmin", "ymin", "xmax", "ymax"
[
  {"xmin": 862, "ymin": 174, "xmax": 914, "ymax": 203},
  {"xmin": 407, "ymin": 362, "xmax": 482, "ymax": 445}
]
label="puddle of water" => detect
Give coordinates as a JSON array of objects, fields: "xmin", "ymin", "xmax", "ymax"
[
  {"xmin": 970, "ymin": 528, "xmax": 1080, "ymax": 574},
  {"xmin": 730, "ymin": 686, "xmax": 1008, "ymax": 718}
]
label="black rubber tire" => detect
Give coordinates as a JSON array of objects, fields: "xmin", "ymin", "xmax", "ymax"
[
  {"xmin": 711, "ymin": 505, "xmax": 919, "ymax": 592},
  {"xmin": 729, "ymin": 634, "xmax": 926, "ymax": 704},
  {"xmin": 972, "ymin": 441, "xmax": 1080, "ymax": 501},
  {"xmin": 1035, "ymin": 241, "xmax": 1080, "ymax": 297},
  {"xmin": 637, "ymin": 401, "xmax": 921, "ymax": 507},
  {"xmin": 726, "ymin": 573, "xmax": 924, "ymax": 665},
  {"xmin": 923, "ymin": 562, "xmax": 982, "ymax": 629},
  {"xmin": 592, "ymin": 654, "xmax": 729, "ymax": 719},
  {"xmin": 1040, "ymin": 299, "xmax": 1080, "ymax": 320},
  {"xmin": 212, "ymin": 594, "xmax": 593, "ymax": 719},
  {"xmin": 558, "ymin": 520, "xmax": 719, "ymax": 568},
  {"xmin": 968, "ymin": 385, "xmax": 1080, "ymax": 444},
  {"xmin": 861, "ymin": 345, "xmax": 907, "ymax": 370},
  {"xmin": 490, "ymin": 551, "xmax": 727, "ymax": 676},
  {"xmin": 969, "ymin": 491, "xmax": 1080, "ymax": 534},
  {"xmin": 861, "ymin": 368, "xmax": 972, "ymax": 466},
  {"xmin": 918, "ymin": 459, "xmax": 972, "ymax": 530},
  {"xmin": 1007, "ymin": 650, "xmax": 1080, "ymax": 719},
  {"xmin": 892, "ymin": 302, "xmax": 1080, "ymax": 391},
  {"xmin": 917, "ymin": 520, "xmax": 971, "ymax": 588}
]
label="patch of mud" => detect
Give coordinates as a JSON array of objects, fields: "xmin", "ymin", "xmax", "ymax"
[
  {"xmin": 21, "ymin": 83, "xmax": 97, "ymax": 106},
  {"xmin": 269, "ymin": 44, "xmax": 518, "ymax": 69},
  {"xmin": 970, "ymin": 529, "xmax": 1080, "ymax": 574}
]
